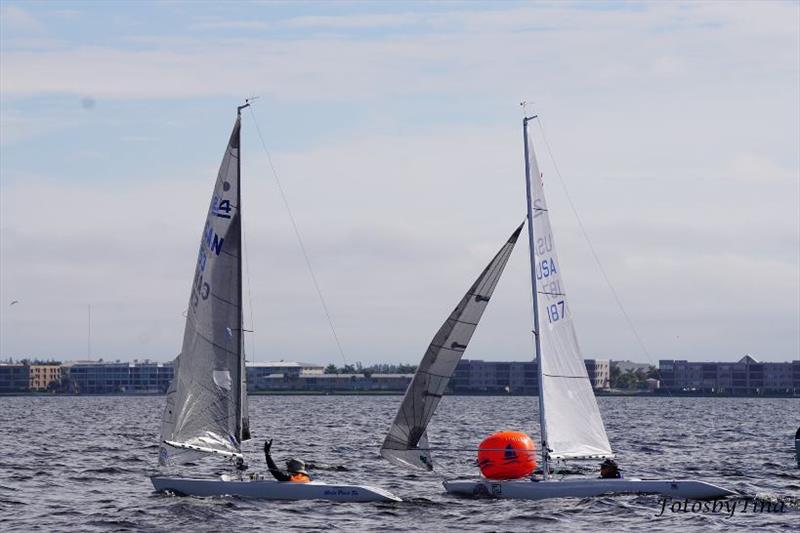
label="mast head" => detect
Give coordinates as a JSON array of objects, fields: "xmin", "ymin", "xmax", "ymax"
[
  {"xmin": 520, "ymin": 101, "xmax": 537, "ymax": 123},
  {"xmin": 237, "ymin": 96, "xmax": 259, "ymax": 115}
]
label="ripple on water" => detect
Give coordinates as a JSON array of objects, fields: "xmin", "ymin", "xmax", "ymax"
[{"xmin": 0, "ymin": 395, "xmax": 798, "ymax": 531}]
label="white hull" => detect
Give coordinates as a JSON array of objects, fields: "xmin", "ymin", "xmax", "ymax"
[
  {"xmin": 444, "ymin": 477, "xmax": 735, "ymax": 500},
  {"xmin": 151, "ymin": 476, "xmax": 401, "ymax": 502}
]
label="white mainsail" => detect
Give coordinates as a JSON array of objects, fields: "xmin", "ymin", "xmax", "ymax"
[
  {"xmin": 525, "ymin": 123, "xmax": 612, "ymax": 460},
  {"xmin": 159, "ymin": 116, "xmax": 249, "ymax": 464},
  {"xmin": 381, "ymin": 224, "xmax": 524, "ymax": 470}
]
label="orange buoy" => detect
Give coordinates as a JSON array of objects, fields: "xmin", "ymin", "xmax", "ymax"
[{"xmin": 477, "ymin": 430, "xmax": 537, "ymax": 480}]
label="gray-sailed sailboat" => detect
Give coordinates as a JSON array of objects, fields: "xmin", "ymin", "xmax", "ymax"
[
  {"xmin": 151, "ymin": 104, "xmax": 400, "ymax": 502},
  {"xmin": 381, "ymin": 224, "xmax": 524, "ymax": 470},
  {"xmin": 382, "ymin": 115, "xmax": 734, "ymax": 501}
]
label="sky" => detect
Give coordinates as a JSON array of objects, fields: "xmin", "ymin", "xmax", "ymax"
[{"xmin": 1, "ymin": 1, "xmax": 798, "ymax": 366}]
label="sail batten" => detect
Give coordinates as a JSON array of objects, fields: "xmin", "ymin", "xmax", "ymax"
[
  {"xmin": 525, "ymin": 122, "xmax": 613, "ymax": 461},
  {"xmin": 381, "ymin": 224, "xmax": 524, "ymax": 471},
  {"xmin": 158, "ymin": 116, "xmax": 248, "ymax": 465}
]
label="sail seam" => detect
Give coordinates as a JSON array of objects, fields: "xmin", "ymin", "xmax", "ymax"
[
  {"xmin": 192, "ymin": 329, "xmax": 238, "ymax": 356},
  {"xmin": 209, "ymin": 292, "xmax": 239, "ymax": 307}
]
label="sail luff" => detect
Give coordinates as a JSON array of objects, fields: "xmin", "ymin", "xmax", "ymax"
[
  {"xmin": 236, "ymin": 106, "xmax": 250, "ymax": 443},
  {"xmin": 381, "ymin": 223, "xmax": 524, "ymax": 471},
  {"xmin": 522, "ymin": 115, "xmax": 550, "ymax": 479}
]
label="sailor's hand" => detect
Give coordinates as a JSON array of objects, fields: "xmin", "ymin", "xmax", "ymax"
[{"xmin": 264, "ymin": 439, "xmax": 273, "ymax": 453}]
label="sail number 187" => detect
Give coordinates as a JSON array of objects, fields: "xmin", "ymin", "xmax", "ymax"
[{"xmin": 546, "ymin": 300, "xmax": 566, "ymax": 323}]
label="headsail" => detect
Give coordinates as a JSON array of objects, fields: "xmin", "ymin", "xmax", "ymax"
[
  {"xmin": 525, "ymin": 122, "xmax": 613, "ymax": 460},
  {"xmin": 159, "ymin": 116, "xmax": 248, "ymax": 464},
  {"xmin": 381, "ymin": 224, "xmax": 524, "ymax": 470}
]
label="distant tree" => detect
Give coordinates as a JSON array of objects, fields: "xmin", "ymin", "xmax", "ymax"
[
  {"xmin": 617, "ymin": 370, "xmax": 638, "ymax": 389},
  {"xmin": 324, "ymin": 364, "xmax": 339, "ymax": 374},
  {"xmin": 341, "ymin": 364, "xmax": 356, "ymax": 374},
  {"xmin": 610, "ymin": 364, "xmax": 622, "ymax": 388},
  {"xmin": 646, "ymin": 366, "xmax": 660, "ymax": 380}
]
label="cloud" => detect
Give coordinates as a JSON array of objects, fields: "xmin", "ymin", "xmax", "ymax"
[
  {"xmin": 188, "ymin": 18, "xmax": 271, "ymax": 31},
  {"xmin": 0, "ymin": 2, "xmax": 797, "ymax": 102},
  {"xmin": 2, "ymin": 114, "xmax": 798, "ymax": 362},
  {"xmin": 0, "ymin": 1, "xmax": 797, "ymax": 363},
  {"xmin": 0, "ymin": 4, "xmax": 45, "ymax": 35}
]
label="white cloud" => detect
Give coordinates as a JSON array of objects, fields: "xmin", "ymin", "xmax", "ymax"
[
  {"xmin": 0, "ymin": 1, "xmax": 798, "ymax": 363},
  {"xmin": 0, "ymin": 4, "xmax": 45, "ymax": 35},
  {"xmin": 0, "ymin": 2, "xmax": 797, "ymax": 102}
]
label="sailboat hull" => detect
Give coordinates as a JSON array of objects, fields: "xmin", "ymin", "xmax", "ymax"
[
  {"xmin": 443, "ymin": 478, "xmax": 735, "ymax": 500},
  {"xmin": 151, "ymin": 476, "xmax": 401, "ymax": 502}
]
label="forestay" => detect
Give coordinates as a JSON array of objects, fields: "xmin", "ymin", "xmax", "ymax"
[
  {"xmin": 381, "ymin": 224, "xmax": 524, "ymax": 470},
  {"xmin": 526, "ymin": 125, "xmax": 612, "ymax": 460},
  {"xmin": 159, "ymin": 117, "xmax": 250, "ymax": 465}
]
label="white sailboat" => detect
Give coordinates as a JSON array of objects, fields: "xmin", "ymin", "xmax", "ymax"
[
  {"xmin": 381, "ymin": 115, "xmax": 735, "ymax": 501},
  {"xmin": 150, "ymin": 103, "xmax": 401, "ymax": 503}
]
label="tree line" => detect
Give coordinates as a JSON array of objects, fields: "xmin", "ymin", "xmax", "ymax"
[
  {"xmin": 609, "ymin": 365, "xmax": 660, "ymax": 389},
  {"xmin": 323, "ymin": 362, "xmax": 418, "ymax": 376}
]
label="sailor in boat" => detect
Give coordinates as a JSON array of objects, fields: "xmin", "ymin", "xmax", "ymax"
[
  {"xmin": 599, "ymin": 458, "xmax": 623, "ymax": 479},
  {"xmin": 264, "ymin": 439, "xmax": 312, "ymax": 483}
]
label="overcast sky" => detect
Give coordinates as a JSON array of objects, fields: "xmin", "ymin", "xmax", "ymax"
[{"xmin": 1, "ymin": 1, "xmax": 798, "ymax": 365}]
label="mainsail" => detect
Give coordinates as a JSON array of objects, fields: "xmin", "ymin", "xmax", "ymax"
[
  {"xmin": 525, "ymin": 122, "xmax": 612, "ymax": 460},
  {"xmin": 381, "ymin": 224, "xmax": 524, "ymax": 470},
  {"xmin": 159, "ymin": 115, "xmax": 249, "ymax": 464}
]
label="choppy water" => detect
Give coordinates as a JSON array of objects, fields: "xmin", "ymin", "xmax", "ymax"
[{"xmin": 0, "ymin": 395, "xmax": 798, "ymax": 532}]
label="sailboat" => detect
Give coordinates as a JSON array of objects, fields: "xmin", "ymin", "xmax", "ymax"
[
  {"xmin": 150, "ymin": 103, "xmax": 401, "ymax": 502},
  {"xmin": 381, "ymin": 114, "xmax": 734, "ymax": 501}
]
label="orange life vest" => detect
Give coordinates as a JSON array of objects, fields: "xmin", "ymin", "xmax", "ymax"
[{"xmin": 289, "ymin": 472, "xmax": 311, "ymax": 483}]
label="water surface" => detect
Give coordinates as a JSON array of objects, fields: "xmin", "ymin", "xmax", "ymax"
[{"xmin": 0, "ymin": 395, "xmax": 797, "ymax": 531}]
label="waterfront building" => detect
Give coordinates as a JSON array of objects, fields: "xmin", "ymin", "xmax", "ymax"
[
  {"xmin": 29, "ymin": 364, "xmax": 61, "ymax": 392},
  {"xmin": 451, "ymin": 359, "xmax": 610, "ymax": 394},
  {"xmin": 452, "ymin": 360, "xmax": 537, "ymax": 394},
  {"xmin": 249, "ymin": 373, "xmax": 413, "ymax": 393},
  {"xmin": 0, "ymin": 363, "xmax": 30, "ymax": 393},
  {"xmin": 611, "ymin": 360, "xmax": 652, "ymax": 374},
  {"xmin": 246, "ymin": 361, "xmax": 324, "ymax": 390},
  {"xmin": 584, "ymin": 359, "xmax": 611, "ymax": 389},
  {"xmin": 62, "ymin": 360, "xmax": 174, "ymax": 394},
  {"xmin": 659, "ymin": 355, "xmax": 800, "ymax": 395}
]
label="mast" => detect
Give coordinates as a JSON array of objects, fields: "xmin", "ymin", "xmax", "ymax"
[
  {"xmin": 236, "ymin": 101, "xmax": 249, "ymax": 441},
  {"xmin": 522, "ymin": 115, "xmax": 549, "ymax": 480}
]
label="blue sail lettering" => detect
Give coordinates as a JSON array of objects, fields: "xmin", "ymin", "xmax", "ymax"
[
  {"xmin": 536, "ymin": 258, "xmax": 558, "ymax": 279},
  {"xmin": 202, "ymin": 221, "xmax": 225, "ymax": 256},
  {"xmin": 537, "ymin": 235, "xmax": 552, "ymax": 255},
  {"xmin": 203, "ymin": 222, "xmax": 214, "ymax": 248},
  {"xmin": 197, "ymin": 246, "xmax": 207, "ymax": 273},
  {"xmin": 210, "ymin": 234, "xmax": 224, "ymax": 255}
]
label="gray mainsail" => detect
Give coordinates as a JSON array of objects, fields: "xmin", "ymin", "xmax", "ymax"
[
  {"xmin": 159, "ymin": 115, "xmax": 249, "ymax": 464},
  {"xmin": 381, "ymin": 223, "xmax": 524, "ymax": 470}
]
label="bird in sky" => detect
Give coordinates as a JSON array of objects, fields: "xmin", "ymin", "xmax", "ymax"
[{"xmin": 9, "ymin": 300, "xmax": 19, "ymax": 306}]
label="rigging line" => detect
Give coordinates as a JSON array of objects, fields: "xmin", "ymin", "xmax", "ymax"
[
  {"xmin": 534, "ymin": 117, "xmax": 654, "ymax": 363},
  {"xmin": 246, "ymin": 107, "xmax": 349, "ymax": 365},
  {"xmin": 241, "ymin": 221, "xmax": 257, "ymax": 363}
]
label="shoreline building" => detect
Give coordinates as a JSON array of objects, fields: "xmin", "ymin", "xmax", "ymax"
[
  {"xmin": 250, "ymin": 373, "xmax": 413, "ymax": 393},
  {"xmin": 451, "ymin": 359, "xmax": 610, "ymax": 395},
  {"xmin": 62, "ymin": 360, "xmax": 174, "ymax": 394},
  {"xmin": 29, "ymin": 364, "xmax": 61, "ymax": 392},
  {"xmin": 246, "ymin": 361, "xmax": 324, "ymax": 391},
  {"xmin": 659, "ymin": 355, "xmax": 800, "ymax": 395},
  {"xmin": 0, "ymin": 363, "xmax": 30, "ymax": 393}
]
